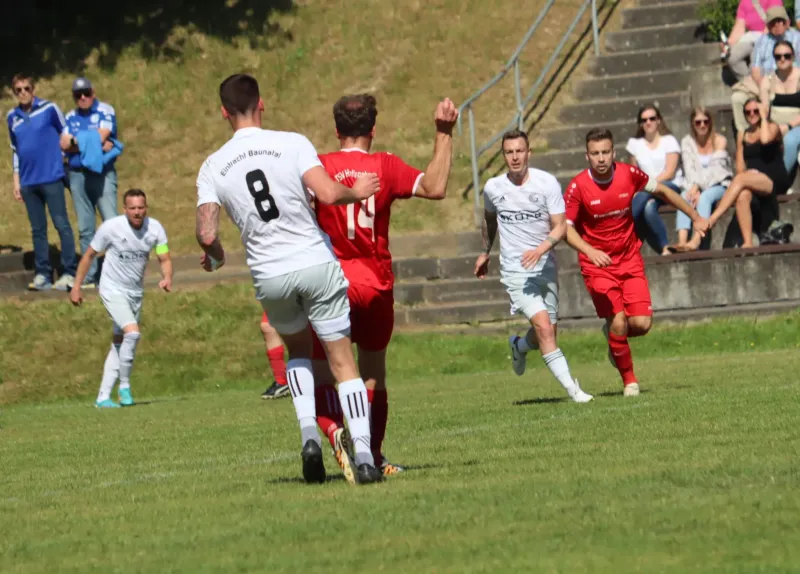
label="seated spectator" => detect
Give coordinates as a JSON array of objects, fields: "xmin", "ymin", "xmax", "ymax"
[
  {"xmin": 731, "ymin": 6, "xmax": 800, "ymax": 133},
  {"xmin": 6, "ymin": 73, "xmax": 77, "ymax": 291},
  {"xmin": 708, "ymin": 98, "xmax": 786, "ymax": 247},
  {"xmin": 760, "ymin": 40, "xmax": 800, "ymax": 175},
  {"xmin": 626, "ymin": 104, "xmax": 684, "ymax": 255},
  {"xmin": 674, "ymin": 108, "xmax": 733, "ymax": 251},
  {"xmin": 722, "ymin": 0, "xmax": 782, "ymax": 83}
]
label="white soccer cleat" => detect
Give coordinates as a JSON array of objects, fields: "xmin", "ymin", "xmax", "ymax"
[
  {"xmin": 570, "ymin": 380, "xmax": 593, "ymax": 403},
  {"xmin": 508, "ymin": 335, "xmax": 527, "ymax": 376},
  {"xmin": 623, "ymin": 382, "xmax": 640, "ymax": 397}
]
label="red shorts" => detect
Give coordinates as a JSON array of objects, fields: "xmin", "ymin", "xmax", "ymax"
[
  {"xmin": 311, "ymin": 283, "xmax": 394, "ymax": 360},
  {"xmin": 583, "ymin": 264, "xmax": 652, "ymax": 319}
]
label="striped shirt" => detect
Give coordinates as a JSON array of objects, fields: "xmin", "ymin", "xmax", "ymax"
[{"xmin": 752, "ymin": 28, "xmax": 800, "ymax": 74}]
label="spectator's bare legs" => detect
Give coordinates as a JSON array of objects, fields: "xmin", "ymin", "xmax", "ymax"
[{"xmin": 708, "ymin": 170, "xmax": 773, "ymax": 247}]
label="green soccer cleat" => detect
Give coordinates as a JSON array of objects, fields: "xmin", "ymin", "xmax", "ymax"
[
  {"xmin": 95, "ymin": 399, "xmax": 120, "ymax": 409},
  {"xmin": 118, "ymin": 388, "xmax": 135, "ymax": 406}
]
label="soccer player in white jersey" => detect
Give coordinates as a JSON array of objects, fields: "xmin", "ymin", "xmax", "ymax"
[
  {"xmin": 473, "ymin": 130, "xmax": 593, "ymax": 403},
  {"xmin": 195, "ymin": 73, "xmax": 382, "ymax": 485},
  {"xmin": 70, "ymin": 189, "xmax": 173, "ymax": 408}
]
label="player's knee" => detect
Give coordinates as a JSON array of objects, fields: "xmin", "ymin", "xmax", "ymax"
[
  {"xmin": 532, "ymin": 320, "xmax": 556, "ymax": 347},
  {"xmin": 629, "ymin": 316, "xmax": 652, "ymax": 335},
  {"xmin": 608, "ymin": 313, "xmax": 628, "ymax": 337},
  {"xmin": 121, "ymin": 323, "xmax": 140, "ymax": 335}
]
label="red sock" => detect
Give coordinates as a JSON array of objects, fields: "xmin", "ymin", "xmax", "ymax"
[
  {"xmin": 368, "ymin": 389, "xmax": 389, "ymax": 463},
  {"xmin": 315, "ymin": 384, "xmax": 344, "ymax": 448},
  {"xmin": 266, "ymin": 346, "xmax": 287, "ymax": 386},
  {"xmin": 608, "ymin": 333, "xmax": 638, "ymax": 385}
]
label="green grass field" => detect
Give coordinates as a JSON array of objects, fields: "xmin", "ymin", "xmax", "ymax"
[{"xmin": 1, "ymin": 287, "xmax": 799, "ymax": 572}]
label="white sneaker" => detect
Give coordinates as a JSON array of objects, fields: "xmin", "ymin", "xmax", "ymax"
[
  {"xmin": 52, "ymin": 274, "xmax": 75, "ymax": 292},
  {"xmin": 601, "ymin": 323, "xmax": 615, "ymax": 367},
  {"xmin": 508, "ymin": 335, "xmax": 526, "ymax": 376},
  {"xmin": 623, "ymin": 382, "xmax": 640, "ymax": 397},
  {"xmin": 570, "ymin": 380, "xmax": 593, "ymax": 403}
]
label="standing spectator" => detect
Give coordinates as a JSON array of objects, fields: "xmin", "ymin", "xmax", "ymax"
[
  {"xmin": 6, "ymin": 73, "xmax": 77, "ymax": 291},
  {"xmin": 731, "ymin": 7, "xmax": 800, "ymax": 132},
  {"xmin": 723, "ymin": 0, "xmax": 782, "ymax": 83},
  {"xmin": 61, "ymin": 77, "xmax": 121, "ymax": 287},
  {"xmin": 626, "ymin": 104, "xmax": 684, "ymax": 255},
  {"xmin": 675, "ymin": 108, "xmax": 733, "ymax": 251}
]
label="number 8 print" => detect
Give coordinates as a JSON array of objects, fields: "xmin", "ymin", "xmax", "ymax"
[{"xmin": 245, "ymin": 169, "xmax": 280, "ymax": 223}]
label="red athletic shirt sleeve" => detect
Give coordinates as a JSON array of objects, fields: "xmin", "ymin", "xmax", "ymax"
[
  {"xmin": 380, "ymin": 152, "xmax": 423, "ymax": 200},
  {"xmin": 564, "ymin": 178, "xmax": 583, "ymax": 226}
]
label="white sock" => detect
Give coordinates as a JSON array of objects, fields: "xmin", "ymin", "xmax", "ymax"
[
  {"xmin": 338, "ymin": 378, "xmax": 374, "ymax": 467},
  {"xmin": 516, "ymin": 329, "xmax": 537, "ymax": 353},
  {"xmin": 97, "ymin": 343, "xmax": 120, "ymax": 402},
  {"xmin": 118, "ymin": 333, "xmax": 141, "ymax": 390},
  {"xmin": 542, "ymin": 348, "xmax": 578, "ymax": 397},
  {"xmin": 286, "ymin": 358, "xmax": 320, "ymax": 447}
]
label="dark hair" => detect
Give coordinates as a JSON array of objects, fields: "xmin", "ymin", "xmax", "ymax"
[
  {"xmin": 501, "ymin": 129, "xmax": 529, "ymax": 149},
  {"xmin": 333, "ymin": 94, "xmax": 378, "ymax": 138},
  {"xmin": 585, "ymin": 128, "xmax": 614, "ymax": 146},
  {"xmin": 219, "ymin": 74, "xmax": 260, "ymax": 116},
  {"xmin": 11, "ymin": 73, "xmax": 34, "ymax": 89},
  {"xmin": 635, "ymin": 104, "xmax": 672, "ymax": 138},
  {"xmin": 773, "ymin": 39, "xmax": 794, "ymax": 57},
  {"xmin": 123, "ymin": 188, "xmax": 147, "ymax": 204}
]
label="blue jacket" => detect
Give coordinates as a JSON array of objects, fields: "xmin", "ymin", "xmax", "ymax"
[
  {"xmin": 74, "ymin": 131, "xmax": 124, "ymax": 173},
  {"xmin": 64, "ymin": 99, "xmax": 118, "ymax": 170},
  {"xmin": 6, "ymin": 97, "xmax": 67, "ymax": 187}
]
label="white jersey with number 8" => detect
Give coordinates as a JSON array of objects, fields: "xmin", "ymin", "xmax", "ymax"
[{"xmin": 197, "ymin": 127, "xmax": 336, "ymax": 281}]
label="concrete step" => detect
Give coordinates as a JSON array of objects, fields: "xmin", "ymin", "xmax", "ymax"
[
  {"xmin": 558, "ymin": 91, "xmax": 689, "ymax": 126},
  {"xmin": 396, "ymin": 248, "xmax": 800, "ymax": 326},
  {"xmin": 574, "ymin": 67, "xmax": 712, "ymax": 101},
  {"xmin": 543, "ymin": 115, "xmax": 681, "ymax": 151},
  {"xmin": 591, "ymin": 43, "xmax": 718, "ymax": 77},
  {"xmin": 636, "ymin": 0, "xmax": 694, "ymax": 6},
  {"xmin": 532, "ymin": 147, "xmax": 632, "ymax": 174},
  {"xmin": 622, "ymin": 1, "xmax": 700, "ymax": 30},
  {"xmin": 394, "ymin": 277, "xmax": 508, "ymax": 305},
  {"xmin": 0, "ymin": 270, "xmax": 32, "ymax": 292},
  {"xmin": 605, "ymin": 22, "xmax": 702, "ymax": 53}
]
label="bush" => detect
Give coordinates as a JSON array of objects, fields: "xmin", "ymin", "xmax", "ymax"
[{"xmin": 698, "ymin": 0, "xmax": 797, "ymax": 41}]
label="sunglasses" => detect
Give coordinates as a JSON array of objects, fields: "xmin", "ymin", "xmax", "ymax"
[
  {"xmin": 774, "ymin": 52, "xmax": 794, "ymax": 61},
  {"xmin": 744, "ymin": 108, "xmax": 760, "ymax": 116},
  {"xmin": 14, "ymin": 85, "xmax": 32, "ymax": 94},
  {"xmin": 73, "ymin": 88, "xmax": 92, "ymax": 99},
  {"xmin": 694, "ymin": 118, "xmax": 710, "ymax": 126},
  {"xmin": 639, "ymin": 115, "xmax": 658, "ymax": 124}
]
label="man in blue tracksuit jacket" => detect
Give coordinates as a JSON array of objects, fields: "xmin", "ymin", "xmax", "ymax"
[
  {"xmin": 7, "ymin": 73, "xmax": 77, "ymax": 291},
  {"xmin": 62, "ymin": 77, "xmax": 121, "ymax": 286}
]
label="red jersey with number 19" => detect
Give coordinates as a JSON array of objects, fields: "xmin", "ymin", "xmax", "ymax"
[
  {"xmin": 316, "ymin": 149, "xmax": 423, "ymax": 290},
  {"xmin": 564, "ymin": 162, "xmax": 651, "ymax": 272}
]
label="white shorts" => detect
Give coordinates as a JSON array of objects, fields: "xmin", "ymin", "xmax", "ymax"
[
  {"xmin": 254, "ymin": 261, "xmax": 350, "ymax": 340},
  {"xmin": 100, "ymin": 291, "xmax": 143, "ymax": 335},
  {"xmin": 501, "ymin": 272, "xmax": 559, "ymax": 324}
]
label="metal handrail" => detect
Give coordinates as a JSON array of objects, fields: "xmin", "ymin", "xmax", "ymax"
[{"xmin": 458, "ymin": 0, "xmax": 601, "ymax": 225}]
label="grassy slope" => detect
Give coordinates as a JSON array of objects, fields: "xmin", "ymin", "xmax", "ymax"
[
  {"xmin": 1, "ymin": 281, "xmax": 799, "ymax": 405},
  {"xmin": 0, "ymin": 0, "xmax": 598, "ymax": 254},
  {"xmin": 1, "ymin": 324, "xmax": 799, "ymax": 572}
]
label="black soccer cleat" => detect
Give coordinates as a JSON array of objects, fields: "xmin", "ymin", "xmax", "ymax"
[
  {"xmin": 261, "ymin": 382, "xmax": 290, "ymax": 400},
  {"xmin": 355, "ymin": 463, "xmax": 382, "ymax": 485},
  {"xmin": 301, "ymin": 440, "xmax": 326, "ymax": 484}
]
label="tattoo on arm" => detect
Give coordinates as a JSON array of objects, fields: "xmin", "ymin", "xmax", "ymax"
[
  {"xmin": 196, "ymin": 203, "xmax": 220, "ymax": 246},
  {"xmin": 482, "ymin": 212, "xmax": 498, "ymax": 254}
]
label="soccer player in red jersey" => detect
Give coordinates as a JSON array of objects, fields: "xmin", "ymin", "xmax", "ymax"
[
  {"xmin": 565, "ymin": 128, "xmax": 709, "ymax": 396},
  {"xmin": 309, "ymin": 94, "xmax": 458, "ymax": 478}
]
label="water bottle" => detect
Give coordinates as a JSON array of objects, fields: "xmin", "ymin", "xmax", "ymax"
[{"xmin": 720, "ymin": 31, "xmax": 730, "ymax": 61}]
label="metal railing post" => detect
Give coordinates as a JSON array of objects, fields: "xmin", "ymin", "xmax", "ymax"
[
  {"xmin": 468, "ymin": 106, "xmax": 482, "ymax": 227},
  {"xmin": 514, "ymin": 60, "xmax": 523, "ymax": 131},
  {"xmin": 591, "ymin": 0, "xmax": 600, "ymax": 56}
]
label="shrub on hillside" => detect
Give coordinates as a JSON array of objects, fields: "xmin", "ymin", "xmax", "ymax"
[{"xmin": 698, "ymin": 0, "xmax": 796, "ymax": 41}]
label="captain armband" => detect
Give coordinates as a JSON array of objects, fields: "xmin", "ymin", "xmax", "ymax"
[{"xmin": 155, "ymin": 244, "xmax": 169, "ymax": 255}]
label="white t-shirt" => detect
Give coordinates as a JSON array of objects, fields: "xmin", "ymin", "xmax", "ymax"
[
  {"xmin": 90, "ymin": 215, "xmax": 168, "ymax": 297},
  {"xmin": 483, "ymin": 168, "xmax": 564, "ymax": 277},
  {"xmin": 197, "ymin": 127, "xmax": 335, "ymax": 281},
  {"xmin": 626, "ymin": 135, "xmax": 684, "ymax": 188}
]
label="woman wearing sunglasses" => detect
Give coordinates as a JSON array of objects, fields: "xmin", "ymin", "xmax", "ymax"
[
  {"xmin": 674, "ymin": 108, "xmax": 733, "ymax": 251},
  {"xmin": 625, "ymin": 104, "xmax": 684, "ymax": 255},
  {"xmin": 707, "ymin": 98, "xmax": 785, "ymax": 247},
  {"xmin": 760, "ymin": 40, "xmax": 800, "ymax": 176}
]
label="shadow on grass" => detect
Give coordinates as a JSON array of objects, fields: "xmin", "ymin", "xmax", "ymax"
[
  {"xmin": 268, "ymin": 475, "xmax": 348, "ymax": 485},
  {"xmin": 514, "ymin": 397, "xmax": 569, "ymax": 406},
  {"xmin": 0, "ymin": 0, "xmax": 296, "ymax": 84}
]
